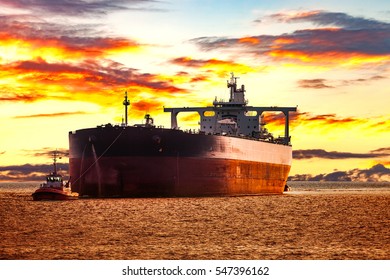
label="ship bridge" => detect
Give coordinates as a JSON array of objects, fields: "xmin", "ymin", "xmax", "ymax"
[{"xmin": 164, "ymin": 74, "xmax": 297, "ymax": 145}]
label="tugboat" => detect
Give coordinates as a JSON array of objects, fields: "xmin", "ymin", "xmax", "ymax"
[{"xmin": 32, "ymin": 151, "xmax": 78, "ymax": 201}]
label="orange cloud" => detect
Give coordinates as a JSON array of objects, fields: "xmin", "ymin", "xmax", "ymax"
[
  {"xmin": 131, "ymin": 99, "xmax": 164, "ymax": 113},
  {"xmin": 263, "ymin": 111, "xmax": 368, "ymax": 128},
  {"xmin": 273, "ymin": 37, "xmax": 299, "ymax": 45},
  {"xmin": 156, "ymin": 72, "xmax": 210, "ymax": 86},
  {"xmin": 263, "ymin": 111, "xmax": 390, "ymax": 139},
  {"xmin": 1, "ymin": 34, "xmax": 140, "ymax": 62},
  {"xmin": 369, "ymin": 119, "xmax": 390, "ymax": 133},
  {"xmin": 238, "ymin": 37, "xmax": 261, "ymax": 45},
  {"xmin": 0, "ymin": 57, "xmax": 188, "ymax": 107},
  {"xmin": 178, "ymin": 112, "xmax": 200, "ymax": 122},
  {"xmin": 267, "ymin": 49, "xmax": 390, "ymax": 66},
  {"xmin": 170, "ymin": 57, "xmax": 257, "ymax": 76},
  {"xmin": 0, "ymin": 16, "xmax": 188, "ymax": 111}
]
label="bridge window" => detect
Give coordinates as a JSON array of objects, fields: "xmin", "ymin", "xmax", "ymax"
[
  {"xmin": 245, "ymin": 111, "xmax": 258, "ymax": 116},
  {"xmin": 204, "ymin": 111, "xmax": 215, "ymax": 117}
]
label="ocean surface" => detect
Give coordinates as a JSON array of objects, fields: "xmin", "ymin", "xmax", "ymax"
[{"xmin": 1, "ymin": 181, "xmax": 389, "ymax": 260}]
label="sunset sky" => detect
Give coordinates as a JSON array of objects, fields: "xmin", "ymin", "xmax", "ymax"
[{"xmin": 0, "ymin": 0, "xmax": 389, "ymax": 181}]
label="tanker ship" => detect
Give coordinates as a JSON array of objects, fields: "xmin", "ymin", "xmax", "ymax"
[{"xmin": 69, "ymin": 74, "xmax": 296, "ymax": 197}]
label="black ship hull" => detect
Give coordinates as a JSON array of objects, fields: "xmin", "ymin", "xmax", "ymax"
[{"xmin": 69, "ymin": 125, "xmax": 292, "ymax": 197}]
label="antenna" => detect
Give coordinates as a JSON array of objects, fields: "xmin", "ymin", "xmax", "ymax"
[
  {"xmin": 123, "ymin": 91, "xmax": 130, "ymax": 126},
  {"xmin": 52, "ymin": 149, "xmax": 60, "ymax": 174},
  {"xmin": 227, "ymin": 72, "xmax": 238, "ymax": 102}
]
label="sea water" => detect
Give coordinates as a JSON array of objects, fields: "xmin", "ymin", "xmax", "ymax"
[{"xmin": 0, "ymin": 181, "xmax": 389, "ymax": 260}]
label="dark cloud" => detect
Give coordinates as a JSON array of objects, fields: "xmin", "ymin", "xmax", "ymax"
[
  {"xmin": 0, "ymin": 148, "xmax": 70, "ymax": 180},
  {"xmin": 0, "ymin": 16, "xmax": 141, "ymax": 57},
  {"xmin": 298, "ymin": 75, "xmax": 386, "ymax": 89},
  {"xmin": 341, "ymin": 75, "xmax": 386, "ymax": 86},
  {"xmin": 371, "ymin": 147, "xmax": 390, "ymax": 154},
  {"xmin": 6, "ymin": 58, "xmax": 133, "ymax": 83},
  {"xmin": 289, "ymin": 164, "xmax": 390, "ymax": 182},
  {"xmin": 298, "ymin": 79, "xmax": 333, "ymax": 89},
  {"xmin": 0, "ymin": 0, "xmax": 161, "ymax": 16},
  {"xmin": 0, "ymin": 163, "xmax": 69, "ymax": 181},
  {"xmin": 190, "ymin": 11, "xmax": 390, "ymax": 65},
  {"xmin": 8, "ymin": 59, "xmax": 94, "ymax": 74},
  {"xmin": 268, "ymin": 10, "xmax": 390, "ymax": 30},
  {"xmin": 0, "ymin": 92, "xmax": 47, "ymax": 102},
  {"xmin": 0, "ymin": 14, "xmax": 98, "ymax": 38},
  {"xmin": 293, "ymin": 148, "xmax": 390, "ymax": 160},
  {"xmin": 190, "ymin": 36, "xmax": 249, "ymax": 52},
  {"xmin": 191, "ymin": 28, "xmax": 390, "ymax": 57},
  {"xmin": 303, "ymin": 113, "xmax": 360, "ymax": 125}
]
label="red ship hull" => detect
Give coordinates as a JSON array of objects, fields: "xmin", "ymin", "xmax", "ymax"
[
  {"xmin": 32, "ymin": 188, "xmax": 79, "ymax": 201},
  {"xmin": 70, "ymin": 156, "xmax": 290, "ymax": 197},
  {"xmin": 69, "ymin": 126, "xmax": 292, "ymax": 197}
]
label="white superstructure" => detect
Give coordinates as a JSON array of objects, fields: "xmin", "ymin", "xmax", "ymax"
[{"xmin": 165, "ymin": 73, "xmax": 297, "ymax": 145}]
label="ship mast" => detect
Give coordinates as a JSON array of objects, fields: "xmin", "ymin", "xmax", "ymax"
[
  {"xmin": 52, "ymin": 150, "xmax": 61, "ymax": 174},
  {"xmin": 123, "ymin": 91, "xmax": 130, "ymax": 126},
  {"xmin": 53, "ymin": 151, "xmax": 57, "ymax": 174},
  {"xmin": 227, "ymin": 72, "xmax": 238, "ymax": 102}
]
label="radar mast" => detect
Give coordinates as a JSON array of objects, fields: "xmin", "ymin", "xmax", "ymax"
[{"xmin": 123, "ymin": 91, "xmax": 130, "ymax": 126}]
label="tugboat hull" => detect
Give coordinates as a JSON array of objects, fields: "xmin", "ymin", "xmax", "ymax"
[{"xmin": 32, "ymin": 188, "xmax": 79, "ymax": 201}]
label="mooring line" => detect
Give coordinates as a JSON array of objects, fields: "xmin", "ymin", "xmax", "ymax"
[{"xmin": 72, "ymin": 128, "xmax": 125, "ymax": 185}]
